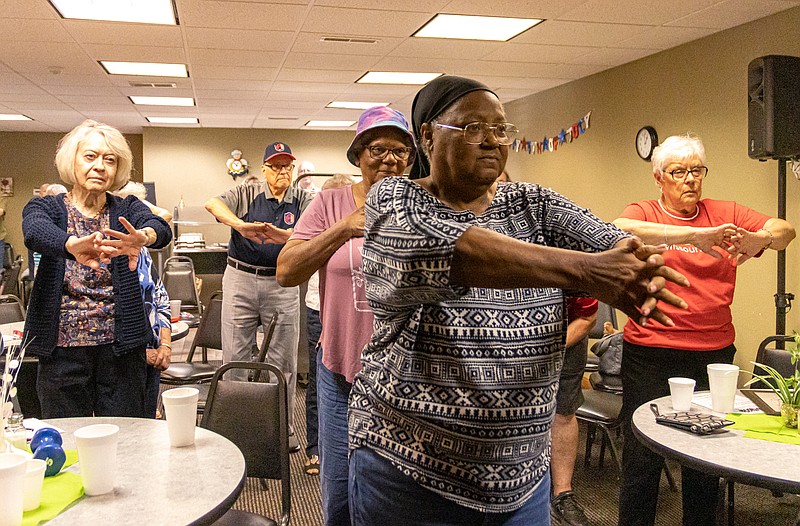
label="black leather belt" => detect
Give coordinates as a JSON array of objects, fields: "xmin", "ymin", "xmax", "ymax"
[{"xmin": 227, "ymin": 257, "xmax": 276, "ymax": 277}]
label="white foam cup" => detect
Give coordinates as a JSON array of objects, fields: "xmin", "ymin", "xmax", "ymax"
[
  {"xmin": 162, "ymin": 387, "xmax": 199, "ymax": 447},
  {"xmin": 0, "ymin": 453, "xmax": 30, "ymax": 526},
  {"xmin": 707, "ymin": 363, "xmax": 740, "ymax": 413},
  {"xmin": 169, "ymin": 299, "xmax": 182, "ymax": 322},
  {"xmin": 23, "ymin": 458, "xmax": 47, "ymax": 511},
  {"xmin": 668, "ymin": 377, "xmax": 696, "ymax": 411},
  {"xmin": 74, "ymin": 424, "xmax": 120, "ymax": 496}
]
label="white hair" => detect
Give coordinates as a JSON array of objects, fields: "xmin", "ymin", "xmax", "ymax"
[
  {"xmin": 54, "ymin": 119, "xmax": 133, "ymax": 191},
  {"xmin": 651, "ymin": 134, "xmax": 706, "ymax": 175},
  {"xmin": 114, "ymin": 181, "xmax": 148, "ymax": 200}
]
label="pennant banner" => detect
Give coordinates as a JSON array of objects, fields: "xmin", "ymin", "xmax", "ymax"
[{"xmin": 511, "ymin": 111, "xmax": 592, "ymax": 155}]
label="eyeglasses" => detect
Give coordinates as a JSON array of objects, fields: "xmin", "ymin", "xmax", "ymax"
[
  {"xmin": 664, "ymin": 166, "xmax": 709, "ymax": 181},
  {"xmin": 435, "ymin": 122, "xmax": 519, "ymax": 145},
  {"xmin": 367, "ymin": 145, "xmax": 414, "ymax": 161},
  {"xmin": 264, "ymin": 163, "xmax": 294, "ymax": 173}
]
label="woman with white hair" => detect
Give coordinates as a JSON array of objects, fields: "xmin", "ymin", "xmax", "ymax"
[
  {"xmin": 22, "ymin": 119, "xmax": 172, "ymax": 418},
  {"xmin": 613, "ymin": 134, "xmax": 795, "ymax": 526}
]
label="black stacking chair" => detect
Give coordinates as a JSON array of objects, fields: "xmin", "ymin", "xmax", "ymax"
[
  {"xmin": 162, "ymin": 256, "xmax": 202, "ymax": 321},
  {"xmin": 201, "ymin": 361, "xmax": 291, "ymax": 526},
  {"xmin": 0, "ymin": 294, "xmax": 25, "ymax": 324},
  {"xmin": 752, "ymin": 335, "xmax": 796, "ymax": 385},
  {"xmin": 585, "ymin": 301, "xmax": 618, "ymax": 373},
  {"xmin": 576, "ymin": 388, "xmax": 624, "ymax": 471}
]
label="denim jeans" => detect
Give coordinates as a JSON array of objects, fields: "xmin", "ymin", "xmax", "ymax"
[
  {"xmin": 349, "ymin": 447, "xmax": 551, "ymax": 526},
  {"xmin": 317, "ymin": 351, "xmax": 352, "ymax": 526},
  {"xmin": 305, "ymin": 307, "xmax": 321, "ymax": 457}
]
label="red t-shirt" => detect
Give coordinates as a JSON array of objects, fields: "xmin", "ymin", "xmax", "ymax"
[
  {"xmin": 619, "ymin": 199, "xmax": 769, "ymax": 350},
  {"xmin": 567, "ymin": 296, "xmax": 598, "ymax": 322}
]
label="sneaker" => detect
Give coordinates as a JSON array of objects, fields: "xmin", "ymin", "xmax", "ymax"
[
  {"xmin": 304, "ymin": 455, "xmax": 320, "ymax": 475},
  {"xmin": 288, "ymin": 433, "xmax": 301, "ymax": 453},
  {"xmin": 551, "ymin": 491, "xmax": 590, "ymax": 526}
]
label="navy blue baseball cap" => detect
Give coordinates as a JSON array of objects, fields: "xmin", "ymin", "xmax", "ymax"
[{"xmin": 263, "ymin": 142, "xmax": 296, "ymax": 163}]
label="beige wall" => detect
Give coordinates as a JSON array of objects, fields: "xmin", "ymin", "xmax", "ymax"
[
  {"xmin": 0, "ymin": 131, "xmax": 142, "ymax": 267},
  {"xmin": 142, "ymin": 127, "xmax": 357, "ymax": 213},
  {"xmin": 504, "ymin": 6, "xmax": 800, "ymax": 370}
]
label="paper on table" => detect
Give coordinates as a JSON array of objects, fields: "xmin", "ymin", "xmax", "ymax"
[
  {"xmin": 24, "ymin": 418, "xmax": 66, "ymax": 441},
  {"xmin": 691, "ymin": 392, "xmax": 762, "ymax": 414}
]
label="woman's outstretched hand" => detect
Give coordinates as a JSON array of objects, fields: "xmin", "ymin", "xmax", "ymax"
[{"xmin": 99, "ymin": 216, "xmax": 149, "ymax": 271}]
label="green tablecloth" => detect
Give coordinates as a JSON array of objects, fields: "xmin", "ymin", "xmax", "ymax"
[
  {"xmin": 728, "ymin": 413, "xmax": 800, "ymax": 445},
  {"xmin": 22, "ymin": 449, "xmax": 84, "ymax": 526}
]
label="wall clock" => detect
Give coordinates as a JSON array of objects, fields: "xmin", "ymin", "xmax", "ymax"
[{"xmin": 635, "ymin": 126, "xmax": 658, "ymax": 161}]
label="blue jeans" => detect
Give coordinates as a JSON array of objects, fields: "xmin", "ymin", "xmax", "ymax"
[
  {"xmin": 305, "ymin": 307, "xmax": 321, "ymax": 457},
  {"xmin": 349, "ymin": 447, "xmax": 551, "ymax": 526},
  {"xmin": 317, "ymin": 351, "xmax": 352, "ymax": 526}
]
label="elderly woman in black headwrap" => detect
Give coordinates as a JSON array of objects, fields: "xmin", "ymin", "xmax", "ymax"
[{"xmin": 346, "ymin": 76, "xmax": 689, "ymax": 525}]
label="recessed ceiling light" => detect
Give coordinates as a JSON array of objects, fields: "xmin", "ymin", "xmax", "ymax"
[
  {"xmin": 129, "ymin": 96, "xmax": 194, "ymax": 106},
  {"xmin": 305, "ymin": 120, "xmax": 356, "ymax": 128},
  {"xmin": 49, "ymin": 0, "xmax": 177, "ymax": 25},
  {"xmin": 357, "ymin": 72, "xmax": 442, "ymax": 85},
  {"xmin": 0, "ymin": 114, "xmax": 32, "ymax": 121},
  {"xmin": 101, "ymin": 61, "xmax": 188, "ymax": 77},
  {"xmin": 414, "ymin": 14, "xmax": 542, "ymax": 41},
  {"xmin": 147, "ymin": 117, "xmax": 198, "ymax": 124},
  {"xmin": 326, "ymin": 101, "xmax": 389, "ymax": 110}
]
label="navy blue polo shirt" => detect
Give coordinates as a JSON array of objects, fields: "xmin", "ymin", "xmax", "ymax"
[{"xmin": 217, "ymin": 183, "xmax": 311, "ymax": 267}]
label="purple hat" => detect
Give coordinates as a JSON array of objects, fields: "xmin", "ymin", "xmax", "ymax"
[
  {"xmin": 263, "ymin": 142, "xmax": 296, "ymax": 164},
  {"xmin": 346, "ymin": 106, "xmax": 416, "ymax": 166}
]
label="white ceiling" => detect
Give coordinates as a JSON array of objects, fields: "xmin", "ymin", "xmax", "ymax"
[{"xmin": 1, "ymin": 0, "xmax": 798, "ymax": 133}]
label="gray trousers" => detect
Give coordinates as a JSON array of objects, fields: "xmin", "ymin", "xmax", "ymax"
[{"xmin": 221, "ymin": 265, "xmax": 299, "ymax": 428}]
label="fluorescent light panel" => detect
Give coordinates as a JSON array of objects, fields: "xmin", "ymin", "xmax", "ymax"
[
  {"xmin": 357, "ymin": 72, "xmax": 442, "ymax": 85},
  {"xmin": 327, "ymin": 101, "xmax": 389, "ymax": 110},
  {"xmin": 129, "ymin": 96, "xmax": 194, "ymax": 106},
  {"xmin": 147, "ymin": 117, "xmax": 198, "ymax": 124},
  {"xmin": 305, "ymin": 120, "xmax": 356, "ymax": 128},
  {"xmin": 0, "ymin": 114, "xmax": 32, "ymax": 121},
  {"xmin": 101, "ymin": 61, "xmax": 188, "ymax": 77},
  {"xmin": 414, "ymin": 14, "xmax": 542, "ymax": 41},
  {"xmin": 49, "ymin": 0, "xmax": 177, "ymax": 25}
]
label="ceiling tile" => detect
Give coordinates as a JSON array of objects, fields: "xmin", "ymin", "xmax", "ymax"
[
  {"xmin": 194, "ymin": 89, "xmax": 268, "ymax": 100},
  {"xmin": 283, "ymin": 52, "xmax": 378, "ymax": 70},
  {"xmin": 569, "ymin": 47, "xmax": 656, "ymax": 66},
  {"xmin": 440, "ymin": 0, "xmax": 589, "ymax": 18},
  {"xmin": 0, "ymin": 0, "xmax": 59, "ymax": 18},
  {"xmin": 190, "ymin": 65, "xmax": 278, "ymax": 81},
  {"xmin": 189, "ymin": 48, "xmax": 285, "ymax": 68},
  {"xmin": 315, "ymin": 0, "xmax": 447, "ymax": 11},
  {"xmin": 179, "ymin": 1, "xmax": 308, "ymax": 30},
  {"xmin": 483, "ymin": 43, "xmax": 599, "ymax": 63},
  {"xmin": 512, "ymin": 20, "xmax": 651, "ymax": 47},
  {"xmin": 193, "ymin": 78, "xmax": 273, "ymax": 90},
  {"xmin": 290, "ymin": 32, "xmax": 402, "ymax": 56},
  {"xmin": 558, "ymin": 0, "xmax": 718, "ymax": 25},
  {"xmin": 0, "ymin": 18, "xmax": 73, "ymax": 42},
  {"xmin": 301, "ymin": 6, "xmax": 431, "ymax": 37},
  {"xmin": 277, "ymin": 68, "xmax": 362, "ymax": 83},
  {"xmin": 62, "ymin": 20, "xmax": 183, "ymax": 47},
  {"xmin": 667, "ymin": 0, "xmax": 800, "ymax": 30},
  {"xmin": 614, "ymin": 25, "xmax": 716, "ymax": 50},
  {"xmin": 0, "ymin": 41, "xmax": 99, "ymax": 74},
  {"xmin": 389, "ymin": 38, "xmax": 501, "ymax": 60},
  {"xmin": 186, "ymin": 28, "xmax": 295, "ymax": 51},
  {"xmin": 83, "ymin": 44, "xmax": 187, "ymax": 63}
]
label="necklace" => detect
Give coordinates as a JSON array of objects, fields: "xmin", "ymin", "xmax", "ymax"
[{"xmin": 658, "ymin": 197, "xmax": 699, "ymax": 221}]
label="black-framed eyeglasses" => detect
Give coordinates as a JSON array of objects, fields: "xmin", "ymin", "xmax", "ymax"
[
  {"xmin": 435, "ymin": 122, "xmax": 519, "ymax": 145},
  {"xmin": 264, "ymin": 163, "xmax": 294, "ymax": 173},
  {"xmin": 367, "ymin": 145, "xmax": 414, "ymax": 161},
  {"xmin": 664, "ymin": 166, "xmax": 709, "ymax": 181}
]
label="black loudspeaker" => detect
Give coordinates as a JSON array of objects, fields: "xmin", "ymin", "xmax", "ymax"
[{"xmin": 748, "ymin": 55, "xmax": 800, "ymax": 160}]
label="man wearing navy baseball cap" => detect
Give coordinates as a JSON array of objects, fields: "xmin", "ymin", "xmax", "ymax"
[{"xmin": 205, "ymin": 141, "xmax": 311, "ymax": 452}]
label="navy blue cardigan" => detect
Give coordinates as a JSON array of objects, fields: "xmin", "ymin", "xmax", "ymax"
[{"xmin": 22, "ymin": 193, "xmax": 172, "ymax": 358}]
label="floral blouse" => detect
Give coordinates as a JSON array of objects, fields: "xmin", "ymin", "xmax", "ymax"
[{"xmin": 57, "ymin": 201, "xmax": 115, "ymax": 347}]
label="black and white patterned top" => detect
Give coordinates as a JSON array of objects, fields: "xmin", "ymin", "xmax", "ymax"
[{"xmin": 349, "ymin": 178, "xmax": 628, "ymax": 512}]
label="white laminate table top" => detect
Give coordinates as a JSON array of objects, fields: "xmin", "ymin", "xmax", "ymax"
[{"xmin": 43, "ymin": 416, "xmax": 246, "ymax": 525}]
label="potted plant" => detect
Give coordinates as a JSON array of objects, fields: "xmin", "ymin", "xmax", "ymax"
[{"xmin": 745, "ymin": 333, "xmax": 800, "ymax": 428}]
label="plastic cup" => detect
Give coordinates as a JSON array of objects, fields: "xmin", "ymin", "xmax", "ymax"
[
  {"xmin": 162, "ymin": 387, "xmax": 199, "ymax": 447},
  {"xmin": 170, "ymin": 299, "xmax": 182, "ymax": 323},
  {"xmin": 23, "ymin": 458, "xmax": 47, "ymax": 511},
  {"xmin": 0, "ymin": 452, "xmax": 28, "ymax": 526},
  {"xmin": 74, "ymin": 424, "xmax": 120, "ymax": 496},
  {"xmin": 707, "ymin": 363, "xmax": 740, "ymax": 413},
  {"xmin": 668, "ymin": 377, "xmax": 696, "ymax": 411}
]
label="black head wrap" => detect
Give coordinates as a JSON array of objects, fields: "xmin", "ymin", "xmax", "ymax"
[{"xmin": 409, "ymin": 76, "xmax": 496, "ymax": 180}]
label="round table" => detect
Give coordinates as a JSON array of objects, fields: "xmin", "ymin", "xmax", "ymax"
[
  {"xmin": 171, "ymin": 320, "xmax": 190, "ymax": 342},
  {"xmin": 44, "ymin": 417, "xmax": 246, "ymax": 525},
  {"xmin": 633, "ymin": 394, "xmax": 800, "ymax": 494}
]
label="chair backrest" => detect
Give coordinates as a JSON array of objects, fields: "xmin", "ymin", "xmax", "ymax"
[
  {"xmin": 186, "ymin": 290, "xmax": 223, "ymax": 363},
  {"xmin": 201, "ymin": 361, "xmax": 291, "ymax": 525},
  {"xmin": 588, "ymin": 301, "xmax": 618, "ymax": 340},
  {"xmin": 0, "ymin": 294, "xmax": 25, "ymax": 323},
  {"xmin": 0, "ymin": 260, "xmax": 22, "ymax": 298},
  {"xmin": 162, "ymin": 256, "xmax": 201, "ymax": 312},
  {"xmin": 751, "ymin": 335, "xmax": 796, "ymax": 388},
  {"xmin": 3, "ymin": 243, "xmax": 15, "ymax": 270}
]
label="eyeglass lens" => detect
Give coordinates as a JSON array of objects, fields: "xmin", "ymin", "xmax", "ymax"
[
  {"xmin": 267, "ymin": 163, "xmax": 293, "ymax": 172},
  {"xmin": 368, "ymin": 146, "xmax": 411, "ymax": 160},
  {"xmin": 463, "ymin": 123, "xmax": 518, "ymax": 145},
  {"xmin": 669, "ymin": 167, "xmax": 708, "ymax": 179}
]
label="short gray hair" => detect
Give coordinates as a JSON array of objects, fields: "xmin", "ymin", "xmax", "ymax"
[
  {"xmin": 114, "ymin": 181, "xmax": 147, "ymax": 200},
  {"xmin": 54, "ymin": 119, "xmax": 133, "ymax": 191},
  {"xmin": 322, "ymin": 173, "xmax": 357, "ymax": 190},
  {"xmin": 651, "ymin": 134, "xmax": 706, "ymax": 175}
]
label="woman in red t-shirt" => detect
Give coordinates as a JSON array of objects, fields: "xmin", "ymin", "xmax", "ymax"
[{"xmin": 613, "ymin": 134, "xmax": 795, "ymax": 526}]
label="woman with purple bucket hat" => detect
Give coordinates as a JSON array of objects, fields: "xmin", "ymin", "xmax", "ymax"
[{"xmin": 277, "ymin": 105, "xmax": 416, "ymax": 526}]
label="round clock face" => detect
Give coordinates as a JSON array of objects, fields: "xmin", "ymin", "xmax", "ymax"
[{"xmin": 636, "ymin": 126, "xmax": 657, "ymax": 161}]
